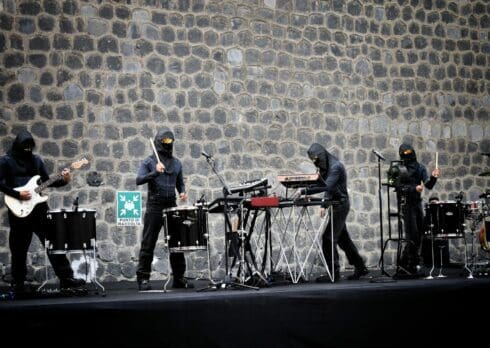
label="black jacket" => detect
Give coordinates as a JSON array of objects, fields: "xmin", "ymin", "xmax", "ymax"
[{"xmin": 305, "ymin": 143, "xmax": 349, "ymax": 205}]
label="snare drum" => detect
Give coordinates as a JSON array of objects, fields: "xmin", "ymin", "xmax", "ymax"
[
  {"xmin": 163, "ymin": 205, "xmax": 207, "ymax": 252},
  {"xmin": 424, "ymin": 202, "xmax": 465, "ymax": 238},
  {"xmin": 45, "ymin": 209, "xmax": 96, "ymax": 254}
]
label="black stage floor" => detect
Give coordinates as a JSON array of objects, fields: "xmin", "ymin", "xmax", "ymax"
[{"xmin": 1, "ymin": 268, "xmax": 489, "ymax": 348}]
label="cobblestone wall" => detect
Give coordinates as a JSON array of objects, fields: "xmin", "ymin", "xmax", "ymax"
[{"xmin": 0, "ymin": 0, "xmax": 489, "ymax": 284}]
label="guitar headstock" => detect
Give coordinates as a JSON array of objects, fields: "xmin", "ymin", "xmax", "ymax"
[{"xmin": 71, "ymin": 157, "xmax": 89, "ymax": 170}]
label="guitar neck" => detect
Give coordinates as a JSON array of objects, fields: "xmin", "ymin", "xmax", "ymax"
[{"xmin": 34, "ymin": 174, "xmax": 63, "ymax": 194}]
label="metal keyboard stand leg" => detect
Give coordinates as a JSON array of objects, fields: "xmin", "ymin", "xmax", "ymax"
[
  {"xmin": 271, "ymin": 204, "xmax": 296, "ymax": 282},
  {"xmin": 296, "ymin": 204, "xmax": 333, "ymax": 283}
]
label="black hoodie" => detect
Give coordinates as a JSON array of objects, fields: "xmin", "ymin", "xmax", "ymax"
[
  {"xmin": 306, "ymin": 143, "xmax": 349, "ymax": 204},
  {"xmin": 136, "ymin": 128, "xmax": 185, "ymax": 207},
  {"xmin": 398, "ymin": 143, "xmax": 437, "ymax": 202},
  {"xmin": 0, "ymin": 130, "xmax": 54, "ymax": 199}
]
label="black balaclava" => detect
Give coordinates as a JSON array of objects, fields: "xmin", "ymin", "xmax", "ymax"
[
  {"xmin": 8, "ymin": 130, "xmax": 36, "ymax": 173},
  {"xmin": 398, "ymin": 143, "xmax": 418, "ymax": 183},
  {"xmin": 154, "ymin": 128, "xmax": 174, "ymax": 159},
  {"xmin": 399, "ymin": 143, "xmax": 417, "ymax": 163},
  {"xmin": 307, "ymin": 143, "xmax": 329, "ymax": 173},
  {"xmin": 154, "ymin": 128, "xmax": 175, "ymax": 173}
]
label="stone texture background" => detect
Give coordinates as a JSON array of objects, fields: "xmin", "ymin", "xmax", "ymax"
[{"xmin": 0, "ymin": 0, "xmax": 489, "ymax": 284}]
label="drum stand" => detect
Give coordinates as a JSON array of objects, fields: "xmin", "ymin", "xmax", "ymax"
[
  {"xmin": 37, "ymin": 240, "xmax": 106, "ymax": 296},
  {"xmin": 425, "ymin": 237, "xmax": 447, "ymax": 279}
]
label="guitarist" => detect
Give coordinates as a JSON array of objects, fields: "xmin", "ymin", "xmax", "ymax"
[{"xmin": 0, "ymin": 130, "xmax": 85, "ymax": 294}]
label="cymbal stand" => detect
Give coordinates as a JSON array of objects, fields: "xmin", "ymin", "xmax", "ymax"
[
  {"xmin": 231, "ymin": 200, "xmax": 259, "ymax": 289},
  {"xmin": 466, "ymin": 214, "xmax": 485, "ymax": 275}
]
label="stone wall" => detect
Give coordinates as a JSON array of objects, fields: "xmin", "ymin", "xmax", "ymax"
[{"xmin": 0, "ymin": 0, "xmax": 489, "ymax": 284}]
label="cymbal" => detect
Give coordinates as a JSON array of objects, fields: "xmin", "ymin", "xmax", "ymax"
[{"xmin": 479, "ymin": 171, "xmax": 490, "ymax": 177}]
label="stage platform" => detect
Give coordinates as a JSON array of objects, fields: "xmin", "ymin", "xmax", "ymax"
[{"xmin": 1, "ymin": 268, "xmax": 489, "ymax": 348}]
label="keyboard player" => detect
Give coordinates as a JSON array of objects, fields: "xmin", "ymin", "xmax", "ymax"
[{"xmin": 302, "ymin": 143, "xmax": 369, "ymax": 282}]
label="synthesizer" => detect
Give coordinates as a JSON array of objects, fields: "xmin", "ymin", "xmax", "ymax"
[{"xmin": 277, "ymin": 173, "xmax": 322, "ymax": 188}]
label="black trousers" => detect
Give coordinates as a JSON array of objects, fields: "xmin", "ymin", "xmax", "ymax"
[
  {"xmin": 136, "ymin": 207, "xmax": 186, "ymax": 281},
  {"xmin": 321, "ymin": 200, "xmax": 365, "ymax": 274},
  {"xmin": 400, "ymin": 201, "xmax": 425, "ymax": 268},
  {"xmin": 8, "ymin": 203, "xmax": 73, "ymax": 284}
]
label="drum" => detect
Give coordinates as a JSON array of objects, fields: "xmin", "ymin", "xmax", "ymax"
[
  {"xmin": 45, "ymin": 209, "xmax": 96, "ymax": 254},
  {"xmin": 465, "ymin": 200, "xmax": 485, "ymax": 217},
  {"xmin": 163, "ymin": 205, "xmax": 207, "ymax": 252},
  {"xmin": 424, "ymin": 202, "xmax": 465, "ymax": 238},
  {"xmin": 479, "ymin": 217, "xmax": 490, "ymax": 252}
]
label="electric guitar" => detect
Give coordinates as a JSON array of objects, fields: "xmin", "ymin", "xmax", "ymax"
[{"xmin": 4, "ymin": 158, "xmax": 89, "ymax": 218}]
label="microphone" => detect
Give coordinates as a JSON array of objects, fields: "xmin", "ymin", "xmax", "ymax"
[
  {"xmin": 372, "ymin": 149, "xmax": 386, "ymax": 161},
  {"xmin": 201, "ymin": 151, "xmax": 213, "ymax": 160}
]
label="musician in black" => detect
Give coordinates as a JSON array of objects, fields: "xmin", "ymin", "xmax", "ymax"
[
  {"xmin": 304, "ymin": 143, "xmax": 368, "ymax": 282},
  {"xmin": 397, "ymin": 143, "xmax": 440, "ymax": 275},
  {"xmin": 0, "ymin": 130, "xmax": 85, "ymax": 294},
  {"xmin": 135, "ymin": 128, "xmax": 192, "ymax": 290}
]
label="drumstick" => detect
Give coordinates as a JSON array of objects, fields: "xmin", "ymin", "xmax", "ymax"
[{"xmin": 149, "ymin": 138, "xmax": 165, "ymax": 170}]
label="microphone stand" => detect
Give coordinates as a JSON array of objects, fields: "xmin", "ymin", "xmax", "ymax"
[
  {"xmin": 199, "ymin": 155, "xmax": 258, "ymax": 291},
  {"xmin": 370, "ymin": 152, "xmax": 396, "ymax": 283}
]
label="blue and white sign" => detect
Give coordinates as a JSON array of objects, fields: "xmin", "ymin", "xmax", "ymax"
[{"xmin": 117, "ymin": 191, "xmax": 142, "ymax": 226}]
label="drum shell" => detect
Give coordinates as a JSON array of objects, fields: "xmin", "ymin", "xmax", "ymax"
[
  {"xmin": 424, "ymin": 202, "xmax": 465, "ymax": 238},
  {"xmin": 163, "ymin": 206, "xmax": 207, "ymax": 252},
  {"xmin": 46, "ymin": 209, "xmax": 96, "ymax": 253}
]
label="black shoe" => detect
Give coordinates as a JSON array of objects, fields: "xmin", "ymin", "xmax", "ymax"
[
  {"xmin": 10, "ymin": 281, "xmax": 30, "ymax": 294},
  {"xmin": 172, "ymin": 277, "xmax": 194, "ymax": 289},
  {"xmin": 137, "ymin": 279, "xmax": 152, "ymax": 291},
  {"xmin": 347, "ymin": 267, "xmax": 369, "ymax": 280},
  {"xmin": 60, "ymin": 277, "xmax": 86, "ymax": 290}
]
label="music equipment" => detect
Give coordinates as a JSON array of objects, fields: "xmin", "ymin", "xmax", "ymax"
[
  {"xmin": 277, "ymin": 173, "xmax": 321, "ymax": 188},
  {"xmin": 480, "ymin": 217, "xmax": 490, "ymax": 252},
  {"xmin": 45, "ymin": 209, "xmax": 96, "ymax": 254},
  {"xmin": 249, "ymin": 196, "xmax": 279, "ymax": 208},
  {"xmin": 424, "ymin": 202, "xmax": 465, "ymax": 238},
  {"xmin": 207, "ymin": 197, "xmax": 244, "ymax": 213},
  {"xmin": 4, "ymin": 158, "xmax": 89, "ymax": 218},
  {"xmin": 162, "ymin": 206, "xmax": 207, "ymax": 252},
  {"xmin": 228, "ymin": 177, "xmax": 268, "ymax": 194}
]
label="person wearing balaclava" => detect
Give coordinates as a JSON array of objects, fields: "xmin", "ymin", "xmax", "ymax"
[
  {"xmin": 303, "ymin": 143, "xmax": 368, "ymax": 282},
  {"xmin": 0, "ymin": 130, "xmax": 85, "ymax": 294},
  {"xmin": 136, "ymin": 128, "xmax": 190, "ymax": 290},
  {"xmin": 397, "ymin": 143, "xmax": 440, "ymax": 276}
]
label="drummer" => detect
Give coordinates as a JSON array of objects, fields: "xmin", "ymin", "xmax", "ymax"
[{"xmin": 135, "ymin": 128, "xmax": 192, "ymax": 291}]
